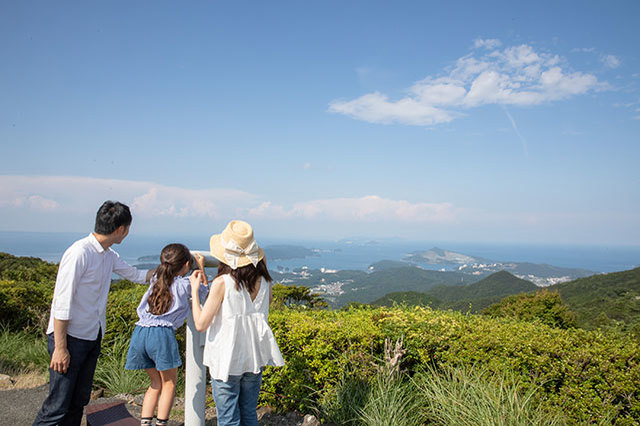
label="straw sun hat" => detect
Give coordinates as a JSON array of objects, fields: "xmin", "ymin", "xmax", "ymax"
[{"xmin": 209, "ymin": 220, "xmax": 265, "ymax": 270}]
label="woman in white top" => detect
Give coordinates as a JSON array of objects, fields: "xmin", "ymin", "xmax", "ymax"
[{"xmin": 191, "ymin": 220, "xmax": 284, "ymax": 426}]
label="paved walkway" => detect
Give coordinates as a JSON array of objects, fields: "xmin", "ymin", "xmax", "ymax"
[
  {"xmin": 0, "ymin": 385, "xmax": 306, "ymax": 426},
  {"xmin": 0, "ymin": 385, "xmax": 49, "ymax": 426},
  {"xmin": 0, "ymin": 385, "xmax": 185, "ymax": 426}
]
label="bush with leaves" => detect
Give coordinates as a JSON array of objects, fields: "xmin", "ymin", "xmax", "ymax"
[
  {"xmin": 263, "ymin": 306, "xmax": 639, "ymax": 424},
  {"xmin": 0, "ymin": 279, "xmax": 53, "ymax": 332},
  {"xmin": 0, "ymin": 252, "xmax": 59, "ymax": 283},
  {"xmin": 483, "ymin": 289, "xmax": 577, "ymax": 329}
]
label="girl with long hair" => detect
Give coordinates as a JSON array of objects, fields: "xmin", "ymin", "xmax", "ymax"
[
  {"xmin": 190, "ymin": 220, "xmax": 284, "ymax": 426},
  {"xmin": 125, "ymin": 243, "xmax": 206, "ymax": 426}
]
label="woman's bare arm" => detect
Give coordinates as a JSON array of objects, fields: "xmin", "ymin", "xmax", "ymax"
[{"xmin": 191, "ymin": 272, "xmax": 225, "ymax": 332}]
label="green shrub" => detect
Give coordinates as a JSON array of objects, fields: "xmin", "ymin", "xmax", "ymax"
[
  {"xmin": 102, "ymin": 280, "xmax": 148, "ymax": 346},
  {"xmin": 483, "ymin": 289, "xmax": 577, "ymax": 329},
  {"xmin": 0, "ymin": 279, "xmax": 53, "ymax": 332},
  {"xmin": 261, "ymin": 307, "xmax": 384, "ymax": 411},
  {"xmin": 263, "ymin": 306, "xmax": 640, "ymax": 424},
  {"xmin": 0, "ymin": 252, "xmax": 58, "ymax": 282},
  {"xmin": 380, "ymin": 307, "xmax": 640, "ymax": 424}
]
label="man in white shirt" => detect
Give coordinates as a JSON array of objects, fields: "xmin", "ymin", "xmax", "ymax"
[{"xmin": 34, "ymin": 201, "xmax": 154, "ymax": 426}]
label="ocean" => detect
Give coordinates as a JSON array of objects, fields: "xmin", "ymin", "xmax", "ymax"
[{"xmin": 1, "ymin": 231, "xmax": 639, "ymax": 274}]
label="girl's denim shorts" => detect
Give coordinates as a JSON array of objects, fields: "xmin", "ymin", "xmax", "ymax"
[{"xmin": 125, "ymin": 325, "xmax": 182, "ymax": 371}]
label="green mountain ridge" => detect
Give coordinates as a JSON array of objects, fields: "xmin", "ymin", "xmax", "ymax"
[
  {"xmin": 551, "ymin": 267, "xmax": 640, "ymax": 329},
  {"xmin": 428, "ymin": 270, "xmax": 538, "ymax": 302},
  {"xmin": 336, "ymin": 266, "xmax": 478, "ymax": 306},
  {"xmin": 371, "ymin": 267, "xmax": 640, "ymax": 331},
  {"xmin": 372, "ymin": 270, "xmax": 538, "ymax": 312}
]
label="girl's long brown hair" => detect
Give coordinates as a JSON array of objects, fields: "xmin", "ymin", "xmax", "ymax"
[
  {"xmin": 147, "ymin": 243, "xmax": 192, "ymax": 315},
  {"xmin": 217, "ymin": 258, "xmax": 272, "ymax": 294}
]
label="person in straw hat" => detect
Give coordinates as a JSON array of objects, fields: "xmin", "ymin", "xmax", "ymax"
[{"xmin": 190, "ymin": 220, "xmax": 284, "ymax": 426}]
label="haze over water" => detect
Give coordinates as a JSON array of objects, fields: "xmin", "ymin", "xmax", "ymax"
[{"xmin": 1, "ymin": 231, "xmax": 638, "ymax": 274}]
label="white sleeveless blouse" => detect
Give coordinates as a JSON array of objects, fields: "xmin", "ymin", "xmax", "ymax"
[{"xmin": 203, "ymin": 274, "xmax": 285, "ymax": 381}]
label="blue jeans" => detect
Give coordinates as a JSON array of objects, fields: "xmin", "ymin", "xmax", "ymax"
[
  {"xmin": 211, "ymin": 371, "xmax": 262, "ymax": 426},
  {"xmin": 33, "ymin": 332, "xmax": 102, "ymax": 426}
]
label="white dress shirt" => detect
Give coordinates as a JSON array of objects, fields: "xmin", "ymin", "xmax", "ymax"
[{"xmin": 46, "ymin": 233, "xmax": 148, "ymax": 341}]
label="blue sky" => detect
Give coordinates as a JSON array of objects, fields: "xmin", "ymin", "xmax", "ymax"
[{"xmin": 1, "ymin": 1, "xmax": 639, "ymax": 244}]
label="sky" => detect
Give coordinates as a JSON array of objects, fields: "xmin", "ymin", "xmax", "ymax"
[{"xmin": 1, "ymin": 1, "xmax": 639, "ymax": 245}]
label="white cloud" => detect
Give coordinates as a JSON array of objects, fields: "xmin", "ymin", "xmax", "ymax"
[
  {"xmin": 1, "ymin": 194, "xmax": 59, "ymax": 211},
  {"xmin": 572, "ymin": 47, "xmax": 595, "ymax": 53},
  {"xmin": 601, "ymin": 54, "xmax": 621, "ymax": 69},
  {"xmin": 1, "ymin": 175, "xmax": 635, "ymax": 243},
  {"xmin": 0, "ymin": 176, "xmax": 455, "ymax": 228},
  {"xmin": 474, "ymin": 38, "xmax": 501, "ymax": 49},
  {"xmin": 410, "ymin": 77, "xmax": 467, "ymax": 106},
  {"xmin": 131, "ymin": 187, "xmax": 223, "ymax": 218},
  {"xmin": 329, "ymin": 40, "xmax": 602, "ymax": 126},
  {"xmin": 328, "ymin": 92, "xmax": 456, "ymax": 126},
  {"xmin": 26, "ymin": 195, "xmax": 59, "ymax": 211},
  {"xmin": 498, "ymin": 44, "xmax": 541, "ymax": 68},
  {"xmin": 243, "ymin": 195, "xmax": 455, "ymax": 223},
  {"xmin": 0, "ymin": 175, "xmax": 252, "ymax": 219},
  {"xmin": 244, "ymin": 201, "xmax": 291, "ymax": 219}
]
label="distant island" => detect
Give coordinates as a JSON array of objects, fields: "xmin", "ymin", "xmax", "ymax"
[
  {"xmin": 405, "ymin": 247, "xmax": 595, "ymax": 286},
  {"xmin": 262, "ymin": 245, "xmax": 316, "ymax": 261},
  {"xmin": 405, "ymin": 247, "xmax": 487, "ymax": 265}
]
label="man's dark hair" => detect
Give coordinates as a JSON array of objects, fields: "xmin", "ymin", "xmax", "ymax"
[{"xmin": 94, "ymin": 201, "xmax": 132, "ymax": 235}]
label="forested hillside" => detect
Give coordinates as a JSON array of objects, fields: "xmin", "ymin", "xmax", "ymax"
[
  {"xmin": 552, "ymin": 267, "xmax": 640, "ymax": 330},
  {"xmin": 372, "ymin": 270, "xmax": 538, "ymax": 312}
]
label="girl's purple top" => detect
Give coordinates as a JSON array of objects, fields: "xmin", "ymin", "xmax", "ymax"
[{"xmin": 135, "ymin": 275, "xmax": 207, "ymax": 330}]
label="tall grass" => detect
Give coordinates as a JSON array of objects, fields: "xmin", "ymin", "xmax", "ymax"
[
  {"xmin": 0, "ymin": 326, "xmax": 48, "ymax": 374},
  {"xmin": 317, "ymin": 337, "xmax": 569, "ymax": 426},
  {"xmin": 316, "ymin": 338, "xmax": 422, "ymax": 426},
  {"xmin": 357, "ymin": 373, "xmax": 423, "ymax": 426},
  {"xmin": 412, "ymin": 364, "xmax": 567, "ymax": 426},
  {"xmin": 93, "ymin": 332, "xmax": 148, "ymax": 395},
  {"xmin": 314, "ymin": 372, "xmax": 370, "ymax": 425}
]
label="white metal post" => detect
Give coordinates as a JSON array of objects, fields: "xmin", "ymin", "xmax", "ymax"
[
  {"xmin": 185, "ymin": 308, "xmax": 206, "ymax": 426},
  {"xmin": 185, "ymin": 251, "xmax": 218, "ymax": 426}
]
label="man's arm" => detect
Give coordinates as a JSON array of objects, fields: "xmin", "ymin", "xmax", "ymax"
[
  {"xmin": 112, "ymin": 252, "xmax": 151, "ymax": 284},
  {"xmin": 50, "ymin": 318, "xmax": 71, "ymax": 374}
]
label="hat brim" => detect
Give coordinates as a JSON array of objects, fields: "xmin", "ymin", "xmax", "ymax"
[{"xmin": 209, "ymin": 234, "xmax": 265, "ymax": 268}]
